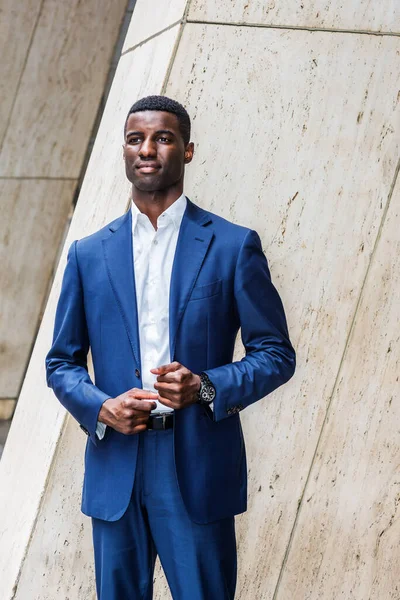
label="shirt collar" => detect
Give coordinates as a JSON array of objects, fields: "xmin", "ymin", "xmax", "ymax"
[{"xmin": 131, "ymin": 193, "xmax": 187, "ymax": 232}]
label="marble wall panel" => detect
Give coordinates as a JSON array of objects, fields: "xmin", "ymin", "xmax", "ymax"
[
  {"xmin": 166, "ymin": 23, "xmax": 400, "ymax": 597},
  {"xmin": 122, "ymin": 0, "xmax": 187, "ymax": 51},
  {"xmin": 0, "ymin": 179, "xmax": 75, "ymax": 398},
  {"xmin": 0, "ymin": 0, "xmax": 127, "ymax": 179},
  {"xmin": 277, "ymin": 183, "xmax": 400, "ymax": 599},
  {"xmin": 0, "ymin": 0, "xmax": 42, "ymax": 143},
  {"xmin": 0, "ymin": 26, "xmax": 182, "ymax": 599},
  {"xmin": 13, "ymin": 416, "xmax": 96, "ymax": 600},
  {"xmin": 189, "ymin": 0, "xmax": 400, "ymax": 33}
]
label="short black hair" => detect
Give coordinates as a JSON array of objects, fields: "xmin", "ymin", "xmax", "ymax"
[{"xmin": 124, "ymin": 95, "xmax": 191, "ymax": 145}]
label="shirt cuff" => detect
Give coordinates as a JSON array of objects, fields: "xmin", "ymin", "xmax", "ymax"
[
  {"xmin": 209, "ymin": 402, "xmax": 214, "ymax": 411},
  {"xmin": 96, "ymin": 421, "xmax": 107, "ymax": 440}
]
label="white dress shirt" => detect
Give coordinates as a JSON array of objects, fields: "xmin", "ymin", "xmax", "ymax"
[{"xmin": 96, "ymin": 193, "xmax": 187, "ymax": 439}]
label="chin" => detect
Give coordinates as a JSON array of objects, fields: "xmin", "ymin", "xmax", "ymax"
[
  {"xmin": 134, "ymin": 175, "xmax": 175, "ymax": 193},
  {"xmin": 135, "ymin": 182, "xmax": 161, "ymax": 192}
]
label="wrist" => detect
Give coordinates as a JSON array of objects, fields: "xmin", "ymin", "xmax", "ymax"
[
  {"xmin": 98, "ymin": 397, "xmax": 113, "ymax": 425},
  {"xmin": 194, "ymin": 374, "xmax": 201, "ymax": 391}
]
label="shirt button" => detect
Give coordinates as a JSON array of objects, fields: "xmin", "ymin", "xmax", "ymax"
[
  {"xmin": 153, "ymin": 239, "xmax": 158, "ymax": 245},
  {"xmin": 135, "ymin": 369, "xmax": 141, "ymax": 378}
]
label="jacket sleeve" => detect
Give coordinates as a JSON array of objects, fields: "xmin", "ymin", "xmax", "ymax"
[
  {"xmin": 45, "ymin": 240, "xmax": 110, "ymax": 445},
  {"xmin": 204, "ymin": 229, "xmax": 296, "ymax": 422}
]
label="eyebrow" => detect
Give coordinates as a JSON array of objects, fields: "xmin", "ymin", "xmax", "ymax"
[
  {"xmin": 155, "ymin": 129, "xmax": 175, "ymax": 137},
  {"xmin": 125, "ymin": 129, "xmax": 176, "ymax": 137}
]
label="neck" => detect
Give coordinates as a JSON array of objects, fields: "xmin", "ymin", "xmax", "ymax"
[{"xmin": 132, "ymin": 185, "xmax": 183, "ymax": 230}]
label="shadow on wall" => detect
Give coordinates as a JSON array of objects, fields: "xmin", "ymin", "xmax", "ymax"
[{"xmin": 0, "ymin": 420, "xmax": 11, "ymax": 460}]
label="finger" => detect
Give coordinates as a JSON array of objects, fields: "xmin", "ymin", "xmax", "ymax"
[
  {"xmin": 129, "ymin": 389, "xmax": 158, "ymax": 400},
  {"xmin": 130, "ymin": 416, "xmax": 150, "ymax": 426},
  {"xmin": 128, "ymin": 424, "xmax": 148, "ymax": 435},
  {"xmin": 128, "ymin": 399, "xmax": 157, "ymax": 412},
  {"xmin": 156, "ymin": 371, "xmax": 182, "ymax": 383},
  {"xmin": 153, "ymin": 382, "xmax": 180, "ymax": 399},
  {"xmin": 157, "ymin": 395, "xmax": 176, "ymax": 410},
  {"xmin": 150, "ymin": 361, "xmax": 181, "ymax": 375}
]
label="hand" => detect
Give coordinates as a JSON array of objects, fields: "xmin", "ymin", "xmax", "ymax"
[
  {"xmin": 99, "ymin": 388, "xmax": 158, "ymax": 435},
  {"xmin": 151, "ymin": 362, "xmax": 201, "ymax": 410}
]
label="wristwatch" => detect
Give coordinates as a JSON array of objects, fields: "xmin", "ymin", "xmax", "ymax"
[{"xmin": 197, "ymin": 372, "xmax": 216, "ymax": 405}]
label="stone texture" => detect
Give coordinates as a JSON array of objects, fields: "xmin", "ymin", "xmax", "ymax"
[
  {"xmin": 0, "ymin": 0, "xmax": 42, "ymax": 143},
  {"xmin": 0, "ymin": 179, "xmax": 75, "ymax": 398},
  {"xmin": 0, "ymin": 400, "xmax": 17, "ymax": 421},
  {"xmin": 165, "ymin": 23, "xmax": 400, "ymax": 598},
  {"xmin": 0, "ymin": 0, "xmax": 127, "ymax": 178},
  {"xmin": 189, "ymin": 0, "xmax": 400, "ymax": 33},
  {"xmin": 1, "ymin": 4, "xmax": 400, "ymax": 600},
  {"xmin": 123, "ymin": 0, "xmax": 187, "ymax": 51},
  {"xmin": 13, "ymin": 416, "xmax": 96, "ymax": 600},
  {"xmin": 278, "ymin": 182, "xmax": 400, "ymax": 599},
  {"xmin": 0, "ymin": 25, "xmax": 182, "ymax": 599}
]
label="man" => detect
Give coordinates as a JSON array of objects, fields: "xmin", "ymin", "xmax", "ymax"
[{"xmin": 46, "ymin": 95, "xmax": 296, "ymax": 600}]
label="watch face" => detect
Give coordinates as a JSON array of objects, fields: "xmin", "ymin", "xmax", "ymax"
[{"xmin": 200, "ymin": 376, "xmax": 216, "ymax": 404}]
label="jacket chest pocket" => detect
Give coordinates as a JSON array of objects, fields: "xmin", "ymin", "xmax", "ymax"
[{"xmin": 189, "ymin": 279, "xmax": 222, "ymax": 301}]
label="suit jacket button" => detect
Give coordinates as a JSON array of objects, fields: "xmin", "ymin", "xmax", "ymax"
[{"xmin": 135, "ymin": 369, "xmax": 141, "ymax": 378}]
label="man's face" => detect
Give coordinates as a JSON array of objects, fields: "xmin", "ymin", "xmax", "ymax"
[{"xmin": 123, "ymin": 111, "xmax": 193, "ymax": 192}]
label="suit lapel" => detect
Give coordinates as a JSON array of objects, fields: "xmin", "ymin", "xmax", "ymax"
[
  {"xmin": 169, "ymin": 200, "xmax": 213, "ymax": 360},
  {"xmin": 102, "ymin": 211, "xmax": 141, "ymax": 368}
]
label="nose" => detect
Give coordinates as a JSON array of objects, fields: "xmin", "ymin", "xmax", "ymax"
[{"xmin": 139, "ymin": 137, "xmax": 156, "ymax": 158}]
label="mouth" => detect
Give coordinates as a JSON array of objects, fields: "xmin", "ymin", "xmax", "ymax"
[{"xmin": 136, "ymin": 163, "xmax": 161, "ymax": 173}]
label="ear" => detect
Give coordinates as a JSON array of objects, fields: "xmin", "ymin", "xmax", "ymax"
[{"xmin": 184, "ymin": 142, "xmax": 194, "ymax": 164}]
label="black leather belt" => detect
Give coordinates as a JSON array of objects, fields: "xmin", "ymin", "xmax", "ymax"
[{"xmin": 147, "ymin": 412, "xmax": 174, "ymax": 431}]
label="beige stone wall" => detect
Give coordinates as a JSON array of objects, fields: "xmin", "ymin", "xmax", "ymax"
[
  {"xmin": 0, "ymin": 0, "xmax": 128, "ymax": 420},
  {"xmin": 0, "ymin": 0, "xmax": 399, "ymax": 598}
]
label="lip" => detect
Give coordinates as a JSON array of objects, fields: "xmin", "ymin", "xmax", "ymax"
[{"xmin": 136, "ymin": 163, "xmax": 161, "ymax": 173}]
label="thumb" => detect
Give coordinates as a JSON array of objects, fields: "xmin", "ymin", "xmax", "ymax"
[{"xmin": 150, "ymin": 361, "xmax": 180, "ymax": 375}]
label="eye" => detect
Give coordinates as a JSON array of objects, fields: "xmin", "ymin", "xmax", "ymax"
[
  {"xmin": 127, "ymin": 136, "xmax": 141, "ymax": 145},
  {"xmin": 158, "ymin": 136, "xmax": 170, "ymax": 143}
]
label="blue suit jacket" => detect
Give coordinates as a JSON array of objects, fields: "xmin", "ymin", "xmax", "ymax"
[{"xmin": 46, "ymin": 199, "xmax": 295, "ymax": 523}]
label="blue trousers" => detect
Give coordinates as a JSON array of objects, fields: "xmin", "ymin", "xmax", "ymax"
[{"xmin": 92, "ymin": 428, "xmax": 237, "ymax": 599}]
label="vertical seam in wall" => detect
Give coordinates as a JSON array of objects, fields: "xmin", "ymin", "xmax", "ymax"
[
  {"xmin": 272, "ymin": 155, "xmax": 400, "ymax": 600},
  {"xmin": 160, "ymin": 0, "xmax": 194, "ymax": 95},
  {"xmin": 0, "ymin": 0, "xmax": 46, "ymax": 155}
]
